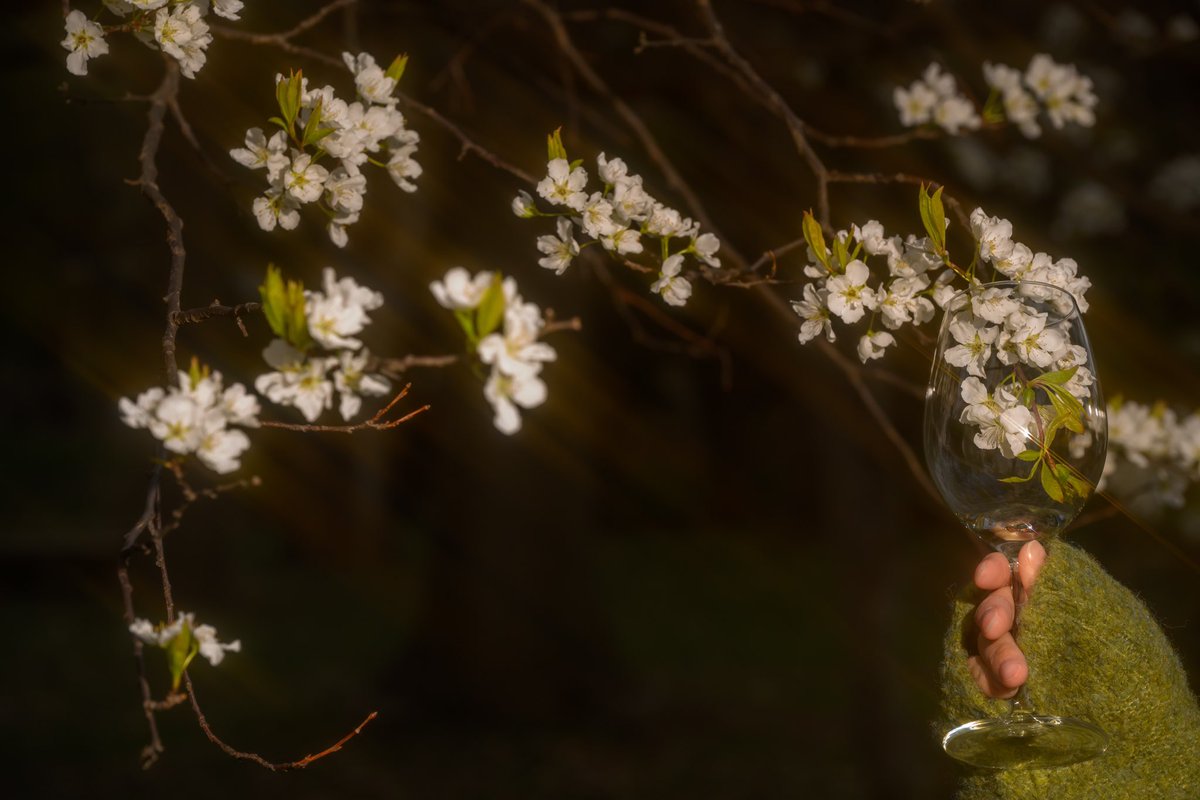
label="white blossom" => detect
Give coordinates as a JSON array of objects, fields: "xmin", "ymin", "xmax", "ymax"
[
  {"xmin": 477, "ymin": 301, "xmax": 557, "ymax": 380},
  {"xmin": 857, "ymin": 331, "xmax": 895, "ymax": 362},
  {"xmin": 343, "ymin": 52, "xmax": 397, "ymax": 105},
  {"xmin": 129, "ymin": 612, "xmax": 241, "ymax": 667},
  {"xmin": 484, "ymin": 369, "xmax": 547, "ymax": 436},
  {"xmin": 252, "ymin": 186, "xmax": 301, "ymax": 232},
  {"xmin": 650, "ymin": 254, "xmax": 692, "ymax": 307},
  {"xmin": 792, "ymin": 283, "xmax": 835, "ymax": 344},
  {"xmin": 536, "ymin": 218, "xmax": 579, "ymax": 275},
  {"xmin": 332, "ymin": 349, "xmax": 391, "ymax": 420},
  {"xmin": 536, "ymin": 158, "xmax": 588, "ymax": 211},
  {"xmin": 825, "ymin": 260, "xmax": 876, "ymax": 324},
  {"xmin": 61, "ymin": 10, "xmax": 109, "ymax": 76}
]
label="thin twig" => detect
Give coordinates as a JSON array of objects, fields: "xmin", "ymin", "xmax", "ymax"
[
  {"xmin": 173, "ymin": 300, "xmax": 262, "ymax": 337},
  {"xmin": 184, "ymin": 672, "xmax": 378, "ymax": 771},
  {"xmin": 259, "ymin": 384, "xmax": 430, "ymax": 433}
]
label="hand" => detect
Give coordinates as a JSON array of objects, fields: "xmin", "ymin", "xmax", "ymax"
[{"xmin": 968, "ymin": 540, "xmax": 1047, "ymax": 699}]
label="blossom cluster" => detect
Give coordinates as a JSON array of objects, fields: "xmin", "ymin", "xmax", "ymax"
[
  {"xmin": 119, "ymin": 362, "xmax": 260, "ymax": 474},
  {"xmin": 231, "ymin": 53, "xmax": 420, "ymax": 247},
  {"xmin": 894, "ymin": 55, "xmax": 1097, "ymax": 139},
  {"xmin": 1098, "ymin": 399, "xmax": 1200, "ymax": 514},
  {"xmin": 255, "ymin": 267, "xmax": 392, "ymax": 422},
  {"xmin": 893, "ymin": 63, "xmax": 982, "ymax": 135},
  {"xmin": 430, "ymin": 267, "xmax": 557, "ymax": 435},
  {"xmin": 513, "ymin": 132, "xmax": 721, "ymax": 307},
  {"xmin": 789, "ymin": 216, "xmax": 941, "ymax": 362},
  {"xmin": 62, "ymin": 1, "xmax": 244, "ymax": 79},
  {"xmin": 984, "ymin": 54, "xmax": 1097, "ymax": 137},
  {"xmin": 791, "ymin": 205, "xmax": 1092, "ymax": 366}
]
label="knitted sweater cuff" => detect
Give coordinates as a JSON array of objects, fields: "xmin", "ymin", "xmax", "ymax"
[{"xmin": 939, "ymin": 540, "xmax": 1200, "ymax": 799}]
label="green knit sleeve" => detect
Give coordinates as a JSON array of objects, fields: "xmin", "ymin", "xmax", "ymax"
[{"xmin": 939, "ymin": 541, "xmax": 1200, "ymax": 799}]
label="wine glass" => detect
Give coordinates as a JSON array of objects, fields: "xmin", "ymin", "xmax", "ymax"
[{"xmin": 924, "ymin": 280, "xmax": 1108, "ymax": 769}]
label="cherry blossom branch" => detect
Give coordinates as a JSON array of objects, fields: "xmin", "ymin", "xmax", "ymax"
[
  {"xmin": 259, "ymin": 384, "xmax": 430, "ymax": 433},
  {"xmin": 522, "ymin": 0, "xmax": 749, "ymax": 271}
]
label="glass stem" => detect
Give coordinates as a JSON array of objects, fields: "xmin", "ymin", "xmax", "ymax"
[{"xmin": 1007, "ymin": 554, "xmax": 1035, "ymax": 717}]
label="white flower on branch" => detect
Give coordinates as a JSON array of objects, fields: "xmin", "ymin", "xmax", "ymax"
[
  {"xmin": 478, "ymin": 301, "xmax": 558, "ymax": 380},
  {"xmin": 792, "ymin": 283, "xmax": 835, "ymax": 344},
  {"xmin": 211, "ymin": 0, "xmax": 244, "ymax": 21},
  {"xmin": 343, "ymin": 51, "xmax": 398, "ymax": 105},
  {"xmin": 430, "ymin": 267, "xmax": 505, "ymax": 310},
  {"xmin": 255, "ymin": 344, "xmax": 334, "ymax": 423},
  {"xmin": 536, "ymin": 218, "xmax": 579, "ymax": 275},
  {"xmin": 230, "ymin": 128, "xmax": 289, "ymax": 178},
  {"xmin": 61, "ymin": 11, "xmax": 109, "ymax": 77},
  {"xmin": 825, "ymin": 260, "xmax": 876, "ymax": 324},
  {"xmin": 857, "ymin": 330, "xmax": 895, "ymax": 362},
  {"xmin": 332, "ymin": 350, "xmax": 391, "ymax": 421},
  {"xmin": 537, "ymin": 158, "xmax": 589, "ymax": 211},
  {"xmin": 154, "ymin": 3, "xmax": 212, "ymax": 79},
  {"xmin": 283, "ymin": 152, "xmax": 330, "ymax": 204},
  {"xmin": 651, "ymin": 254, "xmax": 693, "ymax": 307},
  {"xmin": 485, "ymin": 369, "xmax": 547, "ymax": 436},
  {"xmin": 252, "ymin": 186, "xmax": 301, "ymax": 232},
  {"xmin": 120, "ymin": 367, "xmax": 260, "ymax": 474},
  {"xmin": 130, "ymin": 612, "xmax": 241, "ymax": 667},
  {"xmin": 305, "ymin": 267, "xmax": 383, "ymax": 351}
]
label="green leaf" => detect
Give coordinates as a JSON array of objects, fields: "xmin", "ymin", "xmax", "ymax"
[
  {"xmin": 801, "ymin": 211, "xmax": 830, "ymax": 271},
  {"xmin": 1040, "ymin": 462, "xmax": 1065, "ymax": 503},
  {"xmin": 546, "ymin": 127, "xmax": 567, "ymax": 161},
  {"xmin": 929, "ymin": 185, "xmax": 947, "ymax": 251},
  {"xmin": 286, "ymin": 279, "xmax": 313, "ymax": 352},
  {"xmin": 166, "ymin": 620, "xmax": 199, "ymax": 693},
  {"xmin": 981, "ymin": 88, "xmax": 1005, "ymax": 124},
  {"xmin": 287, "ymin": 69, "xmax": 303, "ymax": 125},
  {"xmin": 475, "ymin": 274, "xmax": 506, "ymax": 339},
  {"xmin": 268, "ymin": 116, "xmax": 289, "ymax": 131},
  {"xmin": 1066, "ymin": 473, "xmax": 1093, "ymax": 500},
  {"xmin": 1016, "ymin": 449, "xmax": 1041, "ymax": 462},
  {"xmin": 1038, "ymin": 366, "xmax": 1079, "ymax": 386},
  {"xmin": 832, "ymin": 234, "xmax": 850, "ymax": 271},
  {"xmin": 454, "ymin": 309, "xmax": 477, "ymax": 345},
  {"xmin": 918, "ymin": 185, "xmax": 935, "ymax": 245},
  {"xmin": 568, "ymin": 158, "xmax": 583, "ymax": 171},
  {"xmin": 385, "ymin": 53, "xmax": 409, "ymax": 84},
  {"xmin": 999, "ymin": 475, "xmax": 1033, "ymax": 483},
  {"xmin": 259, "ymin": 264, "xmax": 288, "ymax": 339}
]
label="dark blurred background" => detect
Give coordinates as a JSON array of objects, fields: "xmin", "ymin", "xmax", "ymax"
[{"xmin": 4, "ymin": 0, "xmax": 1199, "ymax": 796}]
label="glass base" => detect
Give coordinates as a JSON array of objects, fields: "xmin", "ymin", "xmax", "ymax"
[{"xmin": 943, "ymin": 713, "xmax": 1108, "ymax": 769}]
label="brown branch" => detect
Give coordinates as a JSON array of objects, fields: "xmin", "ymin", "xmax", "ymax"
[
  {"xmin": 118, "ymin": 553, "xmax": 165, "ymax": 769},
  {"xmin": 371, "ymin": 354, "xmax": 460, "ymax": 379},
  {"xmin": 127, "ymin": 60, "xmax": 187, "ymax": 381},
  {"xmin": 173, "ymin": 300, "xmax": 262, "ymax": 337},
  {"xmin": 826, "ymin": 170, "xmax": 972, "ymax": 231},
  {"xmin": 184, "ymin": 673, "xmax": 378, "ymax": 771},
  {"xmin": 524, "ymin": 0, "xmax": 749, "ymax": 271},
  {"xmin": 259, "ymin": 384, "xmax": 430, "ymax": 433},
  {"xmin": 396, "ymin": 94, "xmax": 536, "ymax": 185},
  {"xmin": 210, "ymin": 0, "xmax": 356, "ymax": 67},
  {"xmin": 209, "ymin": 0, "xmax": 358, "ymax": 68},
  {"xmin": 695, "ymin": 0, "xmax": 830, "ymax": 231}
]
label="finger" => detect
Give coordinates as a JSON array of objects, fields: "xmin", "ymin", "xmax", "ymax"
[
  {"xmin": 968, "ymin": 654, "xmax": 1015, "ymax": 699},
  {"xmin": 974, "ymin": 585, "xmax": 1015, "ymax": 641},
  {"xmin": 1017, "ymin": 540, "xmax": 1046, "ymax": 594},
  {"xmin": 974, "ymin": 552, "xmax": 1011, "ymax": 591},
  {"xmin": 978, "ymin": 630, "xmax": 1028, "ymax": 695}
]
